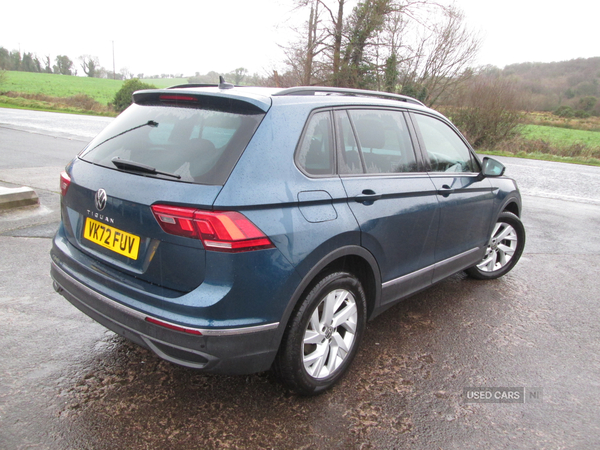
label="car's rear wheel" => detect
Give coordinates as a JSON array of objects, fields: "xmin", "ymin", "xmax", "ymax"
[
  {"xmin": 274, "ymin": 272, "xmax": 366, "ymax": 395},
  {"xmin": 465, "ymin": 211, "xmax": 525, "ymax": 280}
]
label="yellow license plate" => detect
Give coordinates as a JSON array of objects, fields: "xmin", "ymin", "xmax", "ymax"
[{"xmin": 83, "ymin": 217, "xmax": 141, "ymax": 260}]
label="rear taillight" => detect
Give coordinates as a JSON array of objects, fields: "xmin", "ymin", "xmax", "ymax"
[
  {"xmin": 151, "ymin": 204, "xmax": 275, "ymax": 253},
  {"xmin": 60, "ymin": 171, "xmax": 71, "ymax": 196}
]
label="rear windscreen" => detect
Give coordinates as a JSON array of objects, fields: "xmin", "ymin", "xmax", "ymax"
[{"xmin": 79, "ymin": 103, "xmax": 265, "ymax": 185}]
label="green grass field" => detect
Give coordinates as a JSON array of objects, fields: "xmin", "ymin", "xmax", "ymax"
[
  {"xmin": 484, "ymin": 123, "xmax": 600, "ymax": 166},
  {"xmin": 2, "ymin": 71, "xmax": 122, "ymax": 104},
  {"xmin": 519, "ymin": 124, "xmax": 600, "ymax": 147},
  {"xmin": 1, "ymin": 71, "xmax": 188, "ymax": 105}
]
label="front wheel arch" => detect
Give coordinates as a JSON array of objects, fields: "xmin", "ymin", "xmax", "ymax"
[{"xmin": 502, "ymin": 200, "xmax": 520, "ymax": 218}]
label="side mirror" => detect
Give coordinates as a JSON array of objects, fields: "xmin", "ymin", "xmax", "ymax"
[{"xmin": 481, "ymin": 157, "xmax": 505, "ymax": 177}]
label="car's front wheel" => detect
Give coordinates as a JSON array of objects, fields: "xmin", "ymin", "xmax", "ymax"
[
  {"xmin": 274, "ymin": 272, "xmax": 367, "ymax": 395},
  {"xmin": 465, "ymin": 211, "xmax": 525, "ymax": 280}
]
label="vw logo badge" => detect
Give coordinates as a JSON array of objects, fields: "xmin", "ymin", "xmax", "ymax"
[{"xmin": 95, "ymin": 189, "xmax": 107, "ymax": 211}]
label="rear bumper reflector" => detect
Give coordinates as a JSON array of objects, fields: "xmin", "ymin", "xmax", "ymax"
[{"xmin": 145, "ymin": 316, "xmax": 203, "ymax": 335}]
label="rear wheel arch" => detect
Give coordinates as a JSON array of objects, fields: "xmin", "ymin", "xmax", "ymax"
[
  {"xmin": 315, "ymin": 254, "xmax": 379, "ymax": 319},
  {"xmin": 273, "ymin": 270, "xmax": 367, "ymax": 394},
  {"xmin": 275, "ymin": 247, "xmax": 381, "ymax": 345},
  {"xmin": 273, "ymin": 247, "xmax": 380, "ymax": 394}
]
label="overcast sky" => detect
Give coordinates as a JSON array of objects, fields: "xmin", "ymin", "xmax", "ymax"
[{"xmin": 2, "ymin": 0, "xmax": 599, "ymax": 78}]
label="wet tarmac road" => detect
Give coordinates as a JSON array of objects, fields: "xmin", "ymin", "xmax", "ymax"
[{"xmin": 1, "ymin": 111, "xmax": 600, "ymax": 449}]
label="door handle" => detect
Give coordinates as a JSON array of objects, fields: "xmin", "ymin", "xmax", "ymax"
[
  {"xmin": 437, "ymin": 185, "xmax": 454, "ymax": 197},
  {"xmin": 354, "ymin": 190, "xmax": 382, "ymax": 204}
]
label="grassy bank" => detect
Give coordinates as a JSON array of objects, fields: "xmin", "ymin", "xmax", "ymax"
[
  {"xmin": 0, "ymin": 71, "xmax": 188, "ymax": 116},
  {"xmin": 524, "ymin": 111, "xmax": 600, "ymax": 132},
  {"xmin": 479, "ymin": 148, "xmax": 600, "ymax": 167},
  {"xmin": 1, "ymin": 71, "xmax": 123, "ymax": 105},
  {"xmin": 519, "ymin": 124, "xmax": 600, "ymax": 148},
  {"xmin": 0, "ymin": 93, "xmax": 115, "ymax": 116},
  {"xmin": 484, "ymin": 115, "xmax": 600, "ymax": 166}
]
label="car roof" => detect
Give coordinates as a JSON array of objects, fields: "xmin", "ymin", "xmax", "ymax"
[{"xmin": 133, "ymin": 84, "xmax": 435, "ymax": 116}]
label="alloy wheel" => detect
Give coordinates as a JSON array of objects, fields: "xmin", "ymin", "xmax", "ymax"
[
  {"xmin": 477, "ymin": 221, "xmax": 518, "ymax": 272},
  {"xmin": 302, "ymin": 288, "xmax": 358, "ymax": 379}
]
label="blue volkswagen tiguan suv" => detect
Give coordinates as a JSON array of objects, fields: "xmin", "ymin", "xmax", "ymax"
[{"xmin": 51, "ymin": 82, "xmax": 525, "ymax": 395}]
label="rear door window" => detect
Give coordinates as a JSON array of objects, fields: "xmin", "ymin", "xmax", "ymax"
[
  {"xmin": 337, "ymin": 109, "xmax": 419, "ymax": 174},
  {"xmin": 79, "ymin": 103, "xmax": 265, "ymax": 185}
]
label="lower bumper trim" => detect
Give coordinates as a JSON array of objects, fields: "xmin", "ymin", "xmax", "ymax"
[
  {"xmin": 50, "ymin": 260, "xmax": 282, "ymax": 373},
  {"xmin": 51, "ymin": 261, "xmax": 279, "ymax": 336}
]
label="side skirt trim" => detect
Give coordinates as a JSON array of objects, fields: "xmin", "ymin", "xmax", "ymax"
[{"xmin": 381, "ymin": 247, "xmax": 481, "ymax": 304}]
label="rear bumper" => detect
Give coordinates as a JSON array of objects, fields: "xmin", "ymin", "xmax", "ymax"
[{"xmin": 51, "ymin": 261, "xmax": 281, "ymax": 374}]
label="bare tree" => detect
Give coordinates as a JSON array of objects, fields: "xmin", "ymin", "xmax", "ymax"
[
  {"xmin": 278, "ymin": 0, "xmax": 480, "ymax": 98},
  {"xmin": 43, "ymin": 55, "xmax": 52, "ymax": 73},
  {"xmin": 231, "ymin": 67, "xmax": 248, "ymax": 85},
  {"xmin": 120, "ymin": 67, "xmax": 132, "ymax": 80},
  {"xmin": 303, "ymin": 0, "xmax": 319, "ymax": 84},
  {"xmin": 397, "ymin": 6, "xmax": 481, "ymax": 106},
  {"xmin": 280, "ymin": 0, "xmax": 332, "ymax": 86},
  {"xmin": 53, "ymin": 55, "xmax": 73, "ymax": 75},
  {"xmin": 80, "ymin": 55, "xmax": 100, "ymax": 77},
  {"xmin": 312, "ymin": 0, "xmax": 346, "ymax": 84}
]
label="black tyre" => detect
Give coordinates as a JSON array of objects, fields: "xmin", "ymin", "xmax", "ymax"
[
  {"xmin": 465, "ymin": 211, "xmax": 525, "ymax": 280},
  {"xmin": 274, "ymin": 272, "xmax": 367, "ymax": 395}
]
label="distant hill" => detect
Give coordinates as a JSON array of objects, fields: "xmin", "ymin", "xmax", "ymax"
[{"xmin": 495, "ymin": 57, "xmax": 600, "ymax": 114}]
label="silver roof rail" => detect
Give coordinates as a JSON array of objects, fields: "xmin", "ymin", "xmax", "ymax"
[{"xmin": 273, "ymin": 86, "xmax": 425, "ymax": 106}]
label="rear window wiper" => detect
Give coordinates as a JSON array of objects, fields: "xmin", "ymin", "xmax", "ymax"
[
  {"xmin": 111, "ymin": 157, "xmax": 181, "ymax": 179},
  {"xmin": 86, "ymin": 120, "xmax": 159, "ymax": 153}
]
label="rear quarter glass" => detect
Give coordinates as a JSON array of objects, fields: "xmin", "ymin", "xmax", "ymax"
[{"xmin": 79, "ymin": 104, "xmax": 265, "ymax": 186}]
